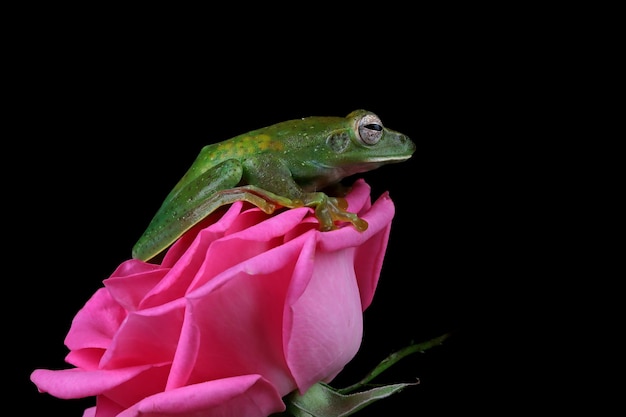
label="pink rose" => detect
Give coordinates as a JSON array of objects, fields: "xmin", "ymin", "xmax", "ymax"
[{"xmin": 31, "ymin": 179, "xmax": 395, "ymax": 417}]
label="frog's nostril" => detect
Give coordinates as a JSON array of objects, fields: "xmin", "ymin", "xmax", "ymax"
[{"xmin": 402, "ymin": 135, "xmax": 416, "ymax": 151}]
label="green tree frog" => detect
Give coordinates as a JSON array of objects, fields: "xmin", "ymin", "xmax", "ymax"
[{"xmin": 132, "ymin": 109, "xmax": 415, "ymax": 261}]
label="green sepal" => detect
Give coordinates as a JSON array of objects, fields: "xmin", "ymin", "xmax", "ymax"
[{"xmin": 280, "ymin": 381, "xmax": 417, "ymax": 417}]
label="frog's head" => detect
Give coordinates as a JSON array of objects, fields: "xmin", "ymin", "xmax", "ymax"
[
  {"xmin": 316, "ymin": 109, "xmax": 415, "ymax": 181},
  {"xmin": 346, "ymin": 109, "xmax": 414, "ymax": 161},
  {"xmin": 284, "ymin": 109, "xmax": 414, "ymax": 191}
]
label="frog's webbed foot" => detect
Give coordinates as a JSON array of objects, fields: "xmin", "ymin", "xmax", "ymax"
[{"xmin": 303, "ymin": 192, "xmax": 368, "ymax": 232}]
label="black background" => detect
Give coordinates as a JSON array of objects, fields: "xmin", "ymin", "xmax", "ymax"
[{"xmin": 12, "ymin": 17, "xmax": 519, "ymax": 416}]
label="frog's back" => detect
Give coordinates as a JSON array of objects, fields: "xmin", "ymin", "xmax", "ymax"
[
  {"xmin": 172, "ymin": 115, "xmax": 348, "ymax": 196},
  {"xmin": 202, "ymin": 115, "xmax": 347, "ymax": 162},
  {"xmin": 201, "ymin": 128, "xmax": 286, "ymax": 163}
]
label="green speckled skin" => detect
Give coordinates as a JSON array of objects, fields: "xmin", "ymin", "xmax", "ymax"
[{"xmin": 132, "ymin": 110, "xmax": 415, "ymax": 261}]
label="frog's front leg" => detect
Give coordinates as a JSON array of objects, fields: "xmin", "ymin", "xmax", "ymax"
[
  {"xmin": 221, "ymin": 186, "xmax": 368, "ymax": 232},
  {"xmin": 241, "ymin": 158, "xmax": 368, "ymax": 232}
]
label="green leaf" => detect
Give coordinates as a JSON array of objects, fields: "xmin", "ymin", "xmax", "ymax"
[{"xmin": 281, "ymin": 381, "xmax": 416, "ymax": 417}]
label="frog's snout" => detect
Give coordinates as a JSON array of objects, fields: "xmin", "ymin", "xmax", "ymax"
[{"xmin": 400, "ymin": 134, "xmax": 416, "ymax": 153}]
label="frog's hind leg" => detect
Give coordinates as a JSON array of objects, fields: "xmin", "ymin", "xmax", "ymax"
[
  {"xmin": 211, "ymin": 185, "xmax": 305, "ymax": 215},
  {"xmin": 133, "ymin": 159, "xmax": 246, "ymax": 261},
  {"xmin": 197, "ymin": 187, "xmax": 283, "ymax": 218}
]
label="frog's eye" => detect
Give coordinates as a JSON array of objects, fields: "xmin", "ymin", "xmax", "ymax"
[{"xmin": 357, "ymin": 114, "xmax": 384, "ymax": 145}]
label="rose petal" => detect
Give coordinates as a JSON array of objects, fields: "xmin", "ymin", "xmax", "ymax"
[
  {"xmin": 161, "ymin": 202, "xmax": 246, "ymax": 267},
  {"xmin": 30, "ymin": 364, "xmax": 155, "ymax": 399},
  {"xmin": 138, "ymin": 204, "xmax": 309, "ymax": 309},
  {"xmin": 166, "ymin": 235, "xmax": 315, "ymax": 394},
  {"xmin": 99, "ymin": 299, "xmax": 185, "ymax": 369},
  {"xmin": 65, "ymin": 347, "xmax": 104, "ymax": 370},
  {"xmin": 111, "ymin": 258, "xmax": 164, "ymax": 277},
  {"xmin": 185, "ymin": 207, "xmax": 310, "ymax": 293},
  {"xmin": 96, "ymin": 363, "xmax": 172, "ymax": 410},
  {"xmin": 133, "ymin": 203, "xmax": 247, "ymax": 309},
  {"xmin": 317, "ymin": 191, "xmax": 395, "ymax": 309},
  {"xmin": 89, "ymin": 396, "xmax": 120, "ymax": 417},
  {"xmin": 65, "ymin": 288, "xmax": 127, "ymax": 351},
  {"xmin": 117, "ymin": 375, "xmax": 284, "ymax": 417},
  {"xmin": 284, "ymin": 237, "xmax": 363, "ymax": 392},
  {"xmin": 105, "ymin": 264, "xmax": 169, "ymax": 311},
  {"xmin": 344, "ymin": 178, "xmax": 374, "ymax": 213}
]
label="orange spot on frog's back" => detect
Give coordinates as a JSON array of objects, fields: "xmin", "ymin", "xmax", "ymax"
[
  {"xmin": 249, "ymin": 134, "xmax": 284, "ymax": 152},
  {"xmin": 214, "ymin": 134, "xmax": 284, "ymax": 160}
]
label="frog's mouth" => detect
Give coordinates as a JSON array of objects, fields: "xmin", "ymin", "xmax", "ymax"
[{"xmin": 364, "ymin": 154, "xmax": 413, "ymax": 164}]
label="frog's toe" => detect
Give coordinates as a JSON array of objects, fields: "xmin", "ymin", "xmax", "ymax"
[
  {"xmin": 352, "ymin": 217, "xmax": 368, "ymax": 232},
  {"xmin": 334, "ymin": 197, "xmax": 349, "ymax": 210},
  {"xmin": 320, "ymin": 197, "xmax": 369, "ymax": 232}
]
